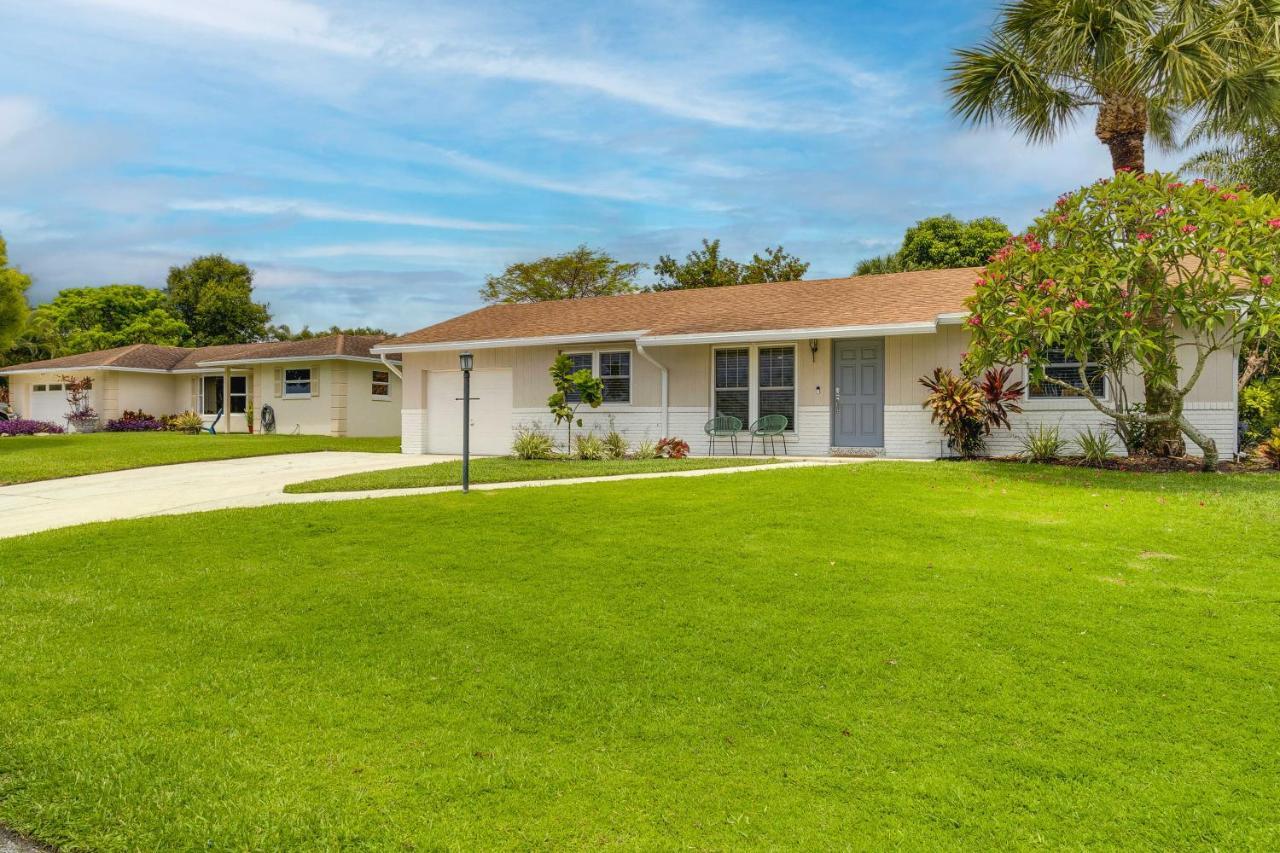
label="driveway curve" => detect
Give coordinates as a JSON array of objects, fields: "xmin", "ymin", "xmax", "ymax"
[{"xmin": 0, "ymin": 452, "xmax": 457, "ymax": 539}]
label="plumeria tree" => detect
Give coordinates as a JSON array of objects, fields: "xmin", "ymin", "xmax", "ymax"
[{"xmin": 964, "ymin": 171, "xmax": 1280, "ymax": 470}]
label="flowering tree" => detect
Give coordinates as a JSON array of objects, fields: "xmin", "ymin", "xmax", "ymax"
[{"xmin": 964, "ymin": 171, "xmax": 1280, "ymax": 470}]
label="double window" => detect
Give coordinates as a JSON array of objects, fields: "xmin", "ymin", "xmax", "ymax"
[
  {"xmin": 200, "ymin": 375, "xmax": 247, "ymax": 414},
  {"xmin": 371, "ymin": 369, "xmax": 391, "ymax": 399},
  {"xmin": 1028, "ymin": 347, "xmax": 1106, "ymax": 399},
  {"xmin": 561, "ymin": 351, "xmax": 631, "ymax": 404},
  {"xmin": 284, "ymin": 368, "xmax": 312, "ymax": 397},
  {"xmin": 713, "ymin": 345, "xmax": 795, "ymax": 429}
]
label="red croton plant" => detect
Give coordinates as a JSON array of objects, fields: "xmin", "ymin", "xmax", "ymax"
[{"xmin": 964, "ymin": 170, "xmax": 1280, "ymax": 470}]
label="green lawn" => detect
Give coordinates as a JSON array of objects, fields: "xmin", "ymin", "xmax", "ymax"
[
  {"xmin": 0, "ymin": 432, "xmax": 400, "ymax": 485},
  {"xmin": 2, "ymin": 463, "xmax": 1278, "ymax": 849},
  {"xmin": 284, "ymin": 455, "xmax": 779, "ymax": 493}
]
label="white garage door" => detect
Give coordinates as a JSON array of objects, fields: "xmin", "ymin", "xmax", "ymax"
[
  {"xmin": 425, "ymin": 369, "xmax": 513, "ymax": 455},
  {"xmin": 28, "ymin": 383, "xmax": 70, "ymax": 424}
]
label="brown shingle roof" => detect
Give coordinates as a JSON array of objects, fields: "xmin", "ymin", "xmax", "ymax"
[
  {"xmin": 384, "ymin": 268, "xmax": 980, "ymax": 348},
  {"xmin": 0, "ymin": 335, "xmax": 395, "ymax": 373}
]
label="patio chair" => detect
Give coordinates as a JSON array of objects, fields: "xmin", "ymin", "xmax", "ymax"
[
  {"xmin": 703, "ymin": 415, "xmax": 742, "ymax": 455},
  {"xmin": 748, "ymin": 414, "xmax": 789, "ymax": 455}
]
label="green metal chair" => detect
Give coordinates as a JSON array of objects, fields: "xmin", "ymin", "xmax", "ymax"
[
  {"xmin": 703, "ymin": 415, "xmax": 743, "ymax": 455},
  {"xmin": 748, "ymin": 414, "xmax": 789, "ymax": 455}
]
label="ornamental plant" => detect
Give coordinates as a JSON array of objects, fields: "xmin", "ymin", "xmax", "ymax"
[
  {"xmin": 0, "ymin": 418, "xmax": 65, "ymax": 436},
  {"xmin": 104, "ymin": 410, "xmax": 166, "ymax": 432},
  {"xmin": 655, "ymin": 437, "xmax": 690, "ymax": 459},
  {"xmin": 919, "ymin": 366, "xmax": 1025, "ymax": 458},
  {"xmin": 965, "ymin": 171, "xmax": 1280, "ymax": 470},
  {"xmin": 547, "ymin": 353, "xmax": 603, "ymax": 451}
]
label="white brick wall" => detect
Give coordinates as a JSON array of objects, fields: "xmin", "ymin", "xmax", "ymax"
[{"xmin": 401, "ymin": 408, "xmax": 426, "ymax": 454}]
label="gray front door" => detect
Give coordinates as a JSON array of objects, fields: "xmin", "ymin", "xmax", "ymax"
[{"xmin": 832, "ymin": 338, "xmax": 884, "ymax": 447}]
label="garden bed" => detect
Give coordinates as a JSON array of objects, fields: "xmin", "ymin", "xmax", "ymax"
[{"xmin": 980, "ymin": 454, "xmax": 1277, "ymax": 474}]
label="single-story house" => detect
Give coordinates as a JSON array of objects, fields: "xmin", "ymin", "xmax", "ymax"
[
  {"xmin": 0, "ymin": 334, "xmax": 402, "ymax": 437},
  {"xmin": 373, "ymin": 269, "xmax": 1238, "ymax": 458}
]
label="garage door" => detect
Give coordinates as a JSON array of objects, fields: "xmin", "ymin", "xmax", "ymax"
[
  {"xmin": 425, "ymin": 369, "xmax": 513, "ymax": 455},
  {"xmin": 28, "ymin": 383, "xmax": 70, "ymax": 424}
]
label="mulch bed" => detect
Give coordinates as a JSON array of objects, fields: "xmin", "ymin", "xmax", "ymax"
[{"xmin": 984, "ymin": 454, "xmax": 1276, "ymax": 474}]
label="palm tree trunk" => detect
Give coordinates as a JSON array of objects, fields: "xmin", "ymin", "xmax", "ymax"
[{"xmin": 1096, "ymin": 96, "xmax": 1147, "ymax": 173}]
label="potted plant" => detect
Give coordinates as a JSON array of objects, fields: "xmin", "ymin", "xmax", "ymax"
[
  {"xmin": 245, "ymin": 394, "xmax": 255, "ymax": 434},
  {"xmin": 60, "ymin": 375, "xmax": 100, "ymax": 433}
]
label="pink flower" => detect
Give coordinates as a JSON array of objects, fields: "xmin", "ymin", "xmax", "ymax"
[
  {"xmin": 974, "ymin": 277, "xmax": 986, "ymax": 287},
  {"xmin": 1123, "ymin": 310, "xmax": 1135, "ymax": 320},
  {"xmin": 960, "ymin": 351, "xmax": 969, "ymax": 360},
  {"xmin": 1220, "ymin": 192, "xmax": 1239, "ymax": 201},
  {"xmin": 1181, "ymin": 224, "xmax": 1198, "ymax": 233},
  {"xmin": 1116, "ymin": 166, "xmax": 1133, "ymax": 172},
  {"xmin": 1154, "ymin": 207, "xmax": 1171, "ymax": 218},
  {"xmin": 1119, "ymin": 288, "xmax": 1129, "ymax": 298},
  {"xmin": 1040, "ymin": 307, "xmax": 1052, "ymax": 317},
  {"xmin": 1072, "ymin": 298, "xmax": 1091, "ymax": 311},
  {"xmin": 1038, "ymin": 278, "xmax": 1055, "ymax": 293},
  {"xmin": 1137, "ymin": 232, "xmax": 1153, "ymax": 241},
  {"xmin": 1262, "ymin": 275, "xmax": 1274, "ymax": 286},
  {"xmin": 967, "ymin": 315, "xmax": 982, "ymax": 327},
  {"xmin": 1214, "ymin": 247, "xmax": 1227, "ymax": 256},
  {"xmin": 1167, "ymin": 182, "xmax": 1184, "ymax": 190},
  {"xmin": 1268, "ymin": 219, "xmax": 1280, "ymax": 229}
]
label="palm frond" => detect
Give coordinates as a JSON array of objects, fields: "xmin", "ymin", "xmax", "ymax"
[
  {"xmin": 947, "ymin": 37, "xmax": 1083, "ymax": 141},
  {"xmin": 1147, "ymin": 99, "xmax": 1180, "ymax": 152}
]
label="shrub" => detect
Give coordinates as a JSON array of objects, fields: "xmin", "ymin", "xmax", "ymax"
[
  {"xmin": 1075, "ymin": 426, "xmax": 1118, "ymax": 466},
  {"xmin": 574, "ymin": 432, "xmax": 607, "ymax": 461},
  {"xmin": 920, "ymin": 366, "xmax": 1025, "ymax": 458},
  {"xmin": 105, "ymin": 410, "xmax": 167, "ymax": 432},
  {"xmin": 633, "ymin": 439, "xmax": 658, "ymax": 459},
  {"xmin": 512, "ymin": 425, "xmax": 555, "ymax": 460},
  {"xmin": 656, "ymin": 437, "xmax": 690, "ymax": 459},
  {"xmin": 602, "ymin": 430, "xmax": 629, "ymax": 460},
  {"xmin": 0, "ymin": 419, "xmax": 65, "ymax": 436},
  {"xmin": 169, "ymin": 411, "xmax": 205, "ymax": 435},
  {"xmin": 1241, "ymin": 378, "xmax": 1280, "ymax": 445},
  {"xmin": 1019, "ymin": 424, "xmax": 1068, "ymax": 463},
  {"xmin": 1254, "ymin": 427, "xmax": 1280, "ymax": 469}
]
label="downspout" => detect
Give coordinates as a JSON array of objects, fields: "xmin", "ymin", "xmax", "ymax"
[
  {"xmin": 379, "ymin": 353, "xmax": 403, "ymax": 380},
  {"xmin": 634, "ymin": 337, "xmax": 669, "ymax": 437}
]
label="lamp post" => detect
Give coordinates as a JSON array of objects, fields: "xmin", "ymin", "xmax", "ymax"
[{"xmin": 459, "ymin": 351, "xmax": 473, "ymax": 493}]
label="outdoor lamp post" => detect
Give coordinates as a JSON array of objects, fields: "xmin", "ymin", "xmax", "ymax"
[{"xmin": 459, "ymin": 351, "xmax": 473, "ymax": 493}]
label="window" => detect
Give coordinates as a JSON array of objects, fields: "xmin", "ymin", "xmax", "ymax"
[
  {"xmin": 714, "ymin": 348, "xmax": 750, "ymax": 425},
  {"xmin": 33, "ymin": 384, "xmax": 46, "ymax": 392},
  {"xmin": 1029, "ymin": 347, "xmax": 1106, "ymax": 399},
  {"xmin": 229, "ymin": 376, "xmax": 247, "ymax": 414},
  {"xmin": 599, "ymin": 351, "xmax": 630, "ymax": 404},
  {"xmin": 284, "ymin": 368, "xmax": 312, "ymax": 397},
  {"xmin": 757, "ymin": 346, "xmax": 795, "ymax": 428},
  {"xmin": 561, "ymin": 353, "xmax": 593, "ymax": 402},
  {"xmin": 200, "ymin": 376, "xmax": 248, "ymax": 414},
  {"xmin": 372, "ymin": 369, "xmax": 391, "ymax": 399}
]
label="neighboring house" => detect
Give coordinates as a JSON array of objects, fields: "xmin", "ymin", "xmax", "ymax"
[
  {"xmin": 0, "ymin": 334, "xmax": 402, "ymax": 437},
  {"xmin": 373, "ymin": 269, "xmax": 1238, "ymax": 458}
]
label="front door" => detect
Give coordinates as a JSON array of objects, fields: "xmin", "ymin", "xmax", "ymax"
[{"xmin": 832, "ymin": 338, "xmax": 884, "ymax": 447}]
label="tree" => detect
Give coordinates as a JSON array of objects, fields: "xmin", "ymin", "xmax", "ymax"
[
  {"xmin": 480, "ymin": 246, "xmax": 644, "ymax": 303},
  {"xmin": 24, "ymin": 285, "xmax": 189, "ymax": 357},
  {"xmin": 855, "ymin": 215, "xmax": 1012, "ymax": 275},
  {"xmin": 948, "ymin": 0, "xmax": 1280, "ymax": 174},
  {"xmin": 963, "ymin": 171, "xmax": 1280, "ymax": 470},
  {"xmin": 547, "ymin": 353, "xmax": 603, "ymax": 450},
  {"xmin": 265, "ymin": 324, "xmax": 392, "ymax": 341},
  {"xmin": 166, "ymin": 255, "xmax": 270, "ymax": 346},
  {"xmin": 651, "ymin": 239, "xmax": 809, "ymax": 291},
  {"xmin": 1184, "ymin": 125, "xmax": 1280, "ymax": 198},
  {"xmin": 0, "ymin": 234, "xmax": 31, "ymax": 353}
]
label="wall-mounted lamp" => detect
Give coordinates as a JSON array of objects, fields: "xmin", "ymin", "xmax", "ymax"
[{"xmin": 809, "ymin": 339, "xmax": 820, "ymax": 363}]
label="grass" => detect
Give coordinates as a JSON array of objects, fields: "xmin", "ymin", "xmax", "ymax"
[
  {"xmin": 1, "ymin": 462, "xmax": 1279, "ymax": 849},
  {"xmin": 283, "ymin": 455, "xmax": 779, "ymax": 493},
  {"xmin": 0, "ymin": 432, "xmax": 400, "ymax": 485}
]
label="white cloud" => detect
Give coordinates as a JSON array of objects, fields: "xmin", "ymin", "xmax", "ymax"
[
  {"xmin": 277, "ymin": 241, "xmax": 517, "ymax": 263},
  {"xmin": 0, "ymin": 97, "xmax": 47, "ymax": 146},
  {"xmin": 169, "ymin": 197, "xmax": 524, "ymax": 231}
]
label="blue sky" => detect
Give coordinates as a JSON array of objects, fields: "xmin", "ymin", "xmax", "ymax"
[{"xmin": 1, "ymin": 0, "xmax": 1189, "ymax": 333}]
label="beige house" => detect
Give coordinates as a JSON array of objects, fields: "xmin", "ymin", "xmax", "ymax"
[
  {"xmin": 1, "ymin": 334, "xmax": 402, "ymax": 437},
  {"xmin": 374, "ymin": 269, "xmax": 1238, "ymax": 458}
]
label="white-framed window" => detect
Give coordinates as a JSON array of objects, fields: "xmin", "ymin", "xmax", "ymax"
[
  {"xmin": 599, "ymin": 351, "xmax": 631, "ymax": 404},
  {"xmin": 561, "ymin": 352, "xmax": 595, "ymax": 403},
  {"xmin": 713, "ymin": 347, "xmax": 750, "ymax": 425},
  {"xmin": 371, "ymin": 369, "xmax": 391, "ymax": 399},
  {"xmin": 284, "ymin": 368, "xmax": 312, "ymax": 397},
  {"xmin": 199, "ymin": 375, "xmax": 248, "ymax": 414},
  {"xmin": 1028, "ymin": 347, "xmax": 1106, "ymax": 399},
  {"xmin": 757, "ymin": 346, "xmax": 796, "ymax": 427},
  {"xmin": 33, "ymin": 384, "xmax": 46, "ymax": 392}
]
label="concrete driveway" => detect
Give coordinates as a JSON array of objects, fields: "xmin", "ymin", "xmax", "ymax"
[{"xmin": 0, "ymin": 452, "xmax": 456, "ymax": 539}]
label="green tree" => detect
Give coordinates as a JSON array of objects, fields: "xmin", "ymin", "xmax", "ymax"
[
  {"xmin": 166, "ymin": 255, "xmax": 270, "ymax": 345},
  {"xmin": 948, "ymin": 0, "xmax": 1280, "ymax": 173},
  {"xmin": 1184, "ymin": 125, "xmax": 1280, "ymax": 198},
  {"xmin": 963, "ymin": 172, "xmax": 1280, "ymax": 470},
  {"xmin": 547, "ymin": 353, "xmax": 604, "ymax": 451},
  {"xmin": 651, "ymin": 239, "xmax": 808, "ymax": 291},
  {"xmin": 25, "ymin": 285, "xmax": 189, "ymax": 357},
  {"xmin": 480, "ymin": 246, "xmax": 644, "ymax": 303},
  {"xmin": 855, "ymin": 215, "xmax": 1012, "ymax": 275},
  {"xmin": 0, "ymin": 234, "xmax": 31, "ymax": 353},
  {"xmin": 265, "ymin": 324, "xmax": 392, "ymax": 340}
]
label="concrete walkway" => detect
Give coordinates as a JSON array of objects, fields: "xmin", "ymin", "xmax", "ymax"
[
  {"xmin": 0, "ymin": 453, "xmax": 883, "ymax": 539},
  {"xmin": 0, "ymin": 451, "xmax": 456, "ymax": 539}
]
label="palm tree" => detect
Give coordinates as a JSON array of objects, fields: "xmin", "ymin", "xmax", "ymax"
[
  {"xmin": 948, "ymin": 0, "xmax": 1280, "ymax": 173},
  {"xmin": 948, "ymin": 0, "xmax": 1280, "ymax": 454}
]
